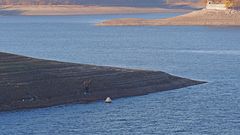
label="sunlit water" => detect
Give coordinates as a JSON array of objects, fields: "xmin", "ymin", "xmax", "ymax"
[{"xmin": 0, "ymin": 13, "xmax": 240, "ymax": 135}]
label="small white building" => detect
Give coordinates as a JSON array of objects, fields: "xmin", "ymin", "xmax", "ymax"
[{"xmin": 206, "ymin": 0, "xmax": 227, "ymax": 10}]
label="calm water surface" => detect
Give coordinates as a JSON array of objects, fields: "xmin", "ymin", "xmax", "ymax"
[{"xmin": 0, "ymin": 13, "xmax": 240, "ymax": 135}]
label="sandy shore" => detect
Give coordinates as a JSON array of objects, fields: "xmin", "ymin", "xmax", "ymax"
[
  {"xmin": 0, "ymin": 5, "xmax": 190, "ymax": 16},
  {"xmin": 0, "ymin": 52, "xmax": 204, "ymax": 112},
  {"xmin": 97, "ymin": 9, "xmax": 240, "ymax": 26}
]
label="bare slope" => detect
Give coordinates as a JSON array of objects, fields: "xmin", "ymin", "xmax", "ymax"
[
  {"xmin": 0, "ymin": 0, "xmax": 202, "ymax": 15},
  {"xmin": 0, "ymin": 52, "xmax": 204, "ymax": 112},
  {"xmin": 0, "ymin": 0, "xmax": 165, "ymax": 7},
  {"xmin": 98, "ymin": 9, "xmax": 240, "ymax": 26},
  {"xmin": 0, "ymin": 0, "xmax": 200, "ymax": 7},
  {"xmin": 0, "ymin": 5, "xmax": 189, "ymax": 16}
]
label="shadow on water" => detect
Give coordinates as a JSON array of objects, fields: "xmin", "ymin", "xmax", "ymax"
[{"xmin": 0, "ymin": 7, "xmax": 22, "ymax": 16}]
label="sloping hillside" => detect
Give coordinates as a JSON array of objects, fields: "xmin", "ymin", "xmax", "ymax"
[
  {"xmin": 0, "ymin": 0, "xmax": 202, "ymax": 16},
  {"xmin": 0, "ymin": 0, "xmax": 164, "ymax": 7},
  {"xmin": 0, "ymin": 52, "xmax": 204, "ymax": 111},
  {"xmin": 0, "ymin": 0, "xmax": 202, "ymax": 7},
  {"xmin": 98, "ymin": 9, "xmax": 240, "ymax": 26}
]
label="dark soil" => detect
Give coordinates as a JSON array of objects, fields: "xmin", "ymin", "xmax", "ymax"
[{"xmin": 0, "ymin": 52, "xmax": 205, "ymax": 112}]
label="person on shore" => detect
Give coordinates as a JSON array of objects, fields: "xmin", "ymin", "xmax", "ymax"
[{"xmin": 83, "ymin": 80, "xmax": 92, "ymax": 95}]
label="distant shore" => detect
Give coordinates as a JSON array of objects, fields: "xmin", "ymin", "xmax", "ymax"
[
  {"xmin": 97, "ymin": 9, "xmax": 240, "ymax": 26},
  {"xmin": 0, "ymin": 52, "xmax": 204, "ymax": 112},
  {"xmin": 0, "ymin": 5, "xmax": 191, "ymax": 16}
]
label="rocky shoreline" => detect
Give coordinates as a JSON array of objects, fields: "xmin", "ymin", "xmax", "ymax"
[{"xmin": 0, "ymin": 52, "xmax": 205, "ymax": 112}]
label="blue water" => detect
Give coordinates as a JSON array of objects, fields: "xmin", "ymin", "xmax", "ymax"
[{"xmin": 0, "ymin": 13, "xmax": 240, "ymax": 135}]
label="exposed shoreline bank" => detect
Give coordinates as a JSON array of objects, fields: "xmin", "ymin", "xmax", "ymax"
[
  {"xmin": 0, "ymin": 52, "xmax": 205, "ymax": 112},
  {"xmin": 0, "ymin": 5, "xmax": 190, "ymax": 16},
  {"xmin": 97, "ymin": 9, "xmax": 240, "ymax": 26}
]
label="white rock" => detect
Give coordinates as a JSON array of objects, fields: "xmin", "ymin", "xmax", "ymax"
[{"xmin": 105, "ymin": 97, "xmax": 112, "ymax": 103}]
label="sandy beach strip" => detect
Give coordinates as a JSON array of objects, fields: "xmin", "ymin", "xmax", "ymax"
[
  {"xmin": 0, "ymin": 5, "xmax": 190, "ymax": 16},
  {"xmin": 97, "ymin": 9, "xmax": 240, "ymax": 26}
]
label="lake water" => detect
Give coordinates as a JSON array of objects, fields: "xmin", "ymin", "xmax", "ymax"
[{"xmin": 0, "ymin": 13, "xmax": 240, "ymax": 135}]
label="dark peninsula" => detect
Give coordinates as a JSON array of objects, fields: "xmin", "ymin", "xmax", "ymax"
[{"xmin": 0, "ymin": 52, "xmax": 205, "ymax": 112}]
